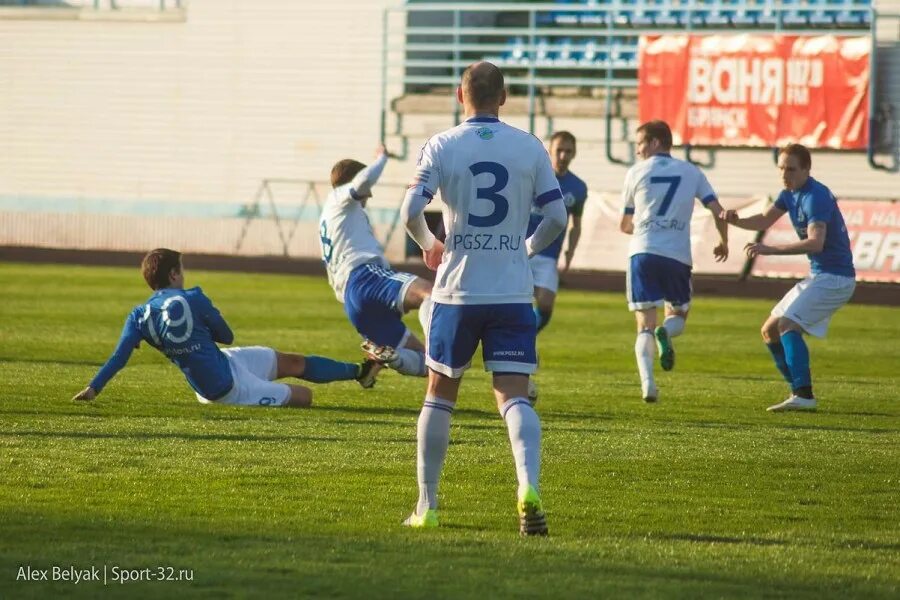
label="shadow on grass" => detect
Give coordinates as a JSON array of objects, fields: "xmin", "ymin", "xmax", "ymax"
[
  {"xmin": 647, "ymin": 532, "xmax": 788, "ymax": 547},
  {"xmin": 0, "ymin": 430, "xmax": 344, "ymax": 443}
]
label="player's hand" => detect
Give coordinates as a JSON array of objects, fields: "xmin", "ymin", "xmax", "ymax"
[
  {"xmin": 72, "ymin": 386, "xmax": 97, "ymax": 401},
  {"xmin": 744, "ymin": 242, "xmax": 772, "ymax": 258},
  {"xmin": 423, "ymin": 239, "xmax": 444, "ymax": 271},
  {"xmin": 723, "ymin": 210, "xmax": 739, "ymax": 224},
  {"xmin": 713, "ymin": 241, "xmax": 729, "ymax": 262},
  {"xmin": 376, "ymin": 143, "xmax": 387, "ymax": 159}
]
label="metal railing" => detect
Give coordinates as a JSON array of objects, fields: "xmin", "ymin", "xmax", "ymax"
[{"xmin": 380, "ymin": 2, "xmax": 890, "ymax": 169}]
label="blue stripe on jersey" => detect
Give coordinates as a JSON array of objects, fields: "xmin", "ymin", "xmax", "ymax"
[
  {"xmin": 422, "ymin": 188, "xmax": 434, "ymax": 200},
  {"xmin": 466, "ymin": 116, "xmax": 500, "ymax": 123},
  {"xmin": 534, "ymin": 188, "xmax": 563, "ymax": 207},
  {"xmin": 700, "ymin": 194, "xmax": 717, "ymax": 206}
]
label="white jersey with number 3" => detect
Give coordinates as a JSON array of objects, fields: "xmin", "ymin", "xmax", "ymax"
[
  {"xmin": 412, "ymin": 117, "xmax": 563, "ymax": 305},
  {"xmin": 622, "ymin": 154, "xmax": 718, "ymax": 267}
]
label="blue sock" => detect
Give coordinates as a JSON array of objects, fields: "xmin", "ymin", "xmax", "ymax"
[
  {"xmin": 765, "ymin": 342, "xmax": 793, "ymax": 384},
  {"xmin": 533, "ymin": 307, "xmax": 552, "ymax": 333},
  {"xmin": 780, "ymin": 331, "xmax": 812, "ymax": 391},
  {"xmin": 300, "ymin": 356, "xmax": 358, "ymax": 383}
]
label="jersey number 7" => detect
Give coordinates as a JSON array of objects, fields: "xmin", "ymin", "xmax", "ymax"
[{"xmin": 649, "ymin": 176, "xmax": 681, "ymax": 217}]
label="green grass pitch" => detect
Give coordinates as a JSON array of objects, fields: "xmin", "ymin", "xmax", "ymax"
[{"xmin": 1, "ymin": 261, "xmax": 898, "ymax": 598}]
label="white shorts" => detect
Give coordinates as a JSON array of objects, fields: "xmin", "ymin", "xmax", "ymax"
[
  {"xmin": 771, "ymin": 273, "xmax": 856, "ymax": 338},
  {"xmin": 529, "ymin": 255, "xmax": 559, "ymax": 294},
  {"xmin": 196, "ymin": 346, "xmax": 291, "ymax": 407}
]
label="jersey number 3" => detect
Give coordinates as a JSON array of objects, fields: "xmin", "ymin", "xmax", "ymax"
[{"xmin": 468, "ymin": 162, "xmax": 509, "ymax": 227}]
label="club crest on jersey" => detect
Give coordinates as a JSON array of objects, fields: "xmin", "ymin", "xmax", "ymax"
[
  {"xmin": 563, "ymin": 192, "xmax": 576, "ymax": 208},
  {"xmin": 475, "ymin": 127, "xmax": 494, "ymax": 140}
]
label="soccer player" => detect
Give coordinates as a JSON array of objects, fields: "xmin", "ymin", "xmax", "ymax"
[
  {"xmin": 319, "ymin": 144, "xmax": 432, "ymax": 378},
  {"xmin": 619, "ymin": 120, "xmax": 729, "ymax": 403},
  {"xmin": 72, "ymin": 249, "xmax": 378, "ymax": 407},
  {"xmin": 400, "ymin": 61, "xmax": 568, "ymax": 535},
  {"xmin": 724, "ymin": 144, "xmax": 855, "ymax": 412},
  {"xmin": 527, "ymin": 130, "xmax": 588, "ymax": 334}
]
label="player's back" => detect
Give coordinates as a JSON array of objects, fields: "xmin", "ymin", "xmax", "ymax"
[
  {"xmin": 625, "ymin": 154, "xmax": 716, "ymax": 266},
  {"xmin": 319, "ymin": 186, "xmax": 388, "ymax": 302},
  {"xmin": 132, "ymin": 287, "xmax": 233, "ymax": 399},
  {"xmin": 425, "ymin": 117, "xmax": 560, "ymax": 304}
]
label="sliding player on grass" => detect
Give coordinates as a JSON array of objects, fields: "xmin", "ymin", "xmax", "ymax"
[
  {"xmin": 319, "ymin": 145, "xmax": 432, "ymax": 378},
  {"xmin": 72, "ymin": 248, "xmax": 378, "ymax": 407}
]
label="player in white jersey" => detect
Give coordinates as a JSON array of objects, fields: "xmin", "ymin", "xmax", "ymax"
[
  {"xmin": 318, "ymin": 145, "xmax": 433, "ymax": 379},
  {"xmin": 619, "ymin": 120, "xmax": 729, "ymax": 402},
  {"xmin": 400, "ymin": 62, "xmax": 568, "ymax": 535}
]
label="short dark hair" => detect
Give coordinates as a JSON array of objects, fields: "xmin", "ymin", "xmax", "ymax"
[
  {"xmin": 331, "ymin": 159, "xmax": 367, "ymax": 188},
  {"xmin": 636, "ymin": 120, "xmax": 673, "ymax": 151},
  {"xmin": 780, "ymin": 143, "xmax": 812, "ymax": 170},
  {"xmin": 549, "ymin": 130, "xmax": 576, "ymax": 149},
  {"xmin": 141, "ymin": 248, "xmax": 182, "ymax": 290},
  {"xmin": 461, "ymin": 62, "xmax": 505, "ymax": 109}
]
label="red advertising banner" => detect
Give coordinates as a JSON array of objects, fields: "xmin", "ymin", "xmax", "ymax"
[
  {"xmin": 752, "ymin": 199, "xmax": 900, "ymax": 283},
  {"xmin": 639, "ymin": 34, "xmax": 870, "ymax": 149}
]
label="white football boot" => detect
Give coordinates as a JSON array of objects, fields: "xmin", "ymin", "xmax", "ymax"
[{"xmin": 767, "ymin": 395, "xmax": 817, "ymax": 412}]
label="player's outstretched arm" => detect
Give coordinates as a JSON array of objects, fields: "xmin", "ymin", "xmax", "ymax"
[
  {"xmin": 350, "ymin": 145, "xmax": 389, "ymax": 199},
  {"xmin": 76, "ymin": 315, "xmax": 141, "ymax": 401},
  {"xmin": 724, "ymin": 204, "xmax": 785, "ymax": 231}
]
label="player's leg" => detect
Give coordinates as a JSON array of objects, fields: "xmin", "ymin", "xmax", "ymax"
[
  {"xmin": 766, "ymin": 274, "xmax": 854, "ymax": 412},
  {"xmin": 283, "ymin": 385, "xmax": 313, "ymax": 408},
  {"xmin": 401, "ymin": 275, "xmax": 433, "ymax": 331},
  {"xmin": 656, "ymin": 258, "xmax": 692, "ymax": 371},
  {"xmin": 760, "ymin": 313, "xmax": 793, "ymax": 385},
  {"xmin": 404, "ymin": 303, "xmax": 480, "ymax": 528},
  {"xmin": 215, "ymin": 348, "xmax": 305, "ymax": 408},
  {"xmin": 634, "ymin": 308, "xmax": 659, "ymax": 402},
  {"xmin": 349, "ymin": 265, "xmax": 427, "ymax": 377},
  {"xmin": 484, "ymin": 304, "xmax": 546, "ymax": 536},
  {"xmin": 530, "ymin": 255, "xmax": 559, "ymax": 333},
  {"xmin": 274, "ymin": 351, "xmax": 377, "ymax": 388},
  {"xmin": 628, "ymin": 254, "xmax": 664, "ymax": 402}
]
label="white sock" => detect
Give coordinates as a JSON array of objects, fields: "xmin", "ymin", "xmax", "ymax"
[
  {"xmin": 663, "ymin": 315, "xmax": 686, "ymax": 338},
  {"xmin": 500, "ymin": 397, "xmax": 541, "ymax": 496},
  {"xmin": 417, "ymin": 296, "xmax": 432, "ymax": 334},
  {"xmin": 416, "ymin": 395, "xmax": 454, "ymax": 514},
  {"xmin": 389, "ymin": 348, "xmax": 427, "ymax": 377},
  {"xmin": 635, "ymin": 330, "xmax": 655, "ymax": 387}
]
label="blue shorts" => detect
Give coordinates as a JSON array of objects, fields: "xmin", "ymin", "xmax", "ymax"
[
  {"xmin": 626, "ymin": 253, "xmax": 692, "ymax": 311},
  {"xmin": 344, "ymin": 263, "xmax": 417, "ymax": 348},
  {"xmin": 426, "ymin": 302, "xmax": 537, "ymax": 378}
]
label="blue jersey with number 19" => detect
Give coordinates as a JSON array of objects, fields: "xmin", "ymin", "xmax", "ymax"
[
  {"xmin": 412, "ymin": 116, "xmax": 563, "ymax": 305},
  {"xmin": 622, "ymin": 153, "xmax": 718, "ymax": 267},
  {"xmin": 89, "ymin": 287, "xmax": 235, "ymax": 400}
]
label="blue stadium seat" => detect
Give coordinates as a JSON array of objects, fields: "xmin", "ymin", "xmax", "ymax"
[{"xmin": 579, "ymin": 39, "xmax": 609, "ymax": 66}]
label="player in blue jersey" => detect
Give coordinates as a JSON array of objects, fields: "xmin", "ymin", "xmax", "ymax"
[
  {"xmin": 725, "ymin": 144, "xmax": 856, "ymax": 412},
  {"xmin": 620, "ymin": 120, "xmax": 729, "ymax": 403},
  {"xmin": 72, "ymin": 249, "xmax": 379, "ymax": 407},
  {"xmin": 401, "ymin": 62, "xmax": 567, "ymax": 535},
  {"xmin": 526, "ymin": 131, "xmax": 588, "ymax": 335}
]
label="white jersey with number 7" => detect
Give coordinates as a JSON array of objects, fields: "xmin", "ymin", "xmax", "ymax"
[
  {"xmin": 622, "ymin": 154, "xmax": 718, "ymax": 267},
  {"xmin": 410, "ymin": 117, "xmax": 563, "ymax": 305}
]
